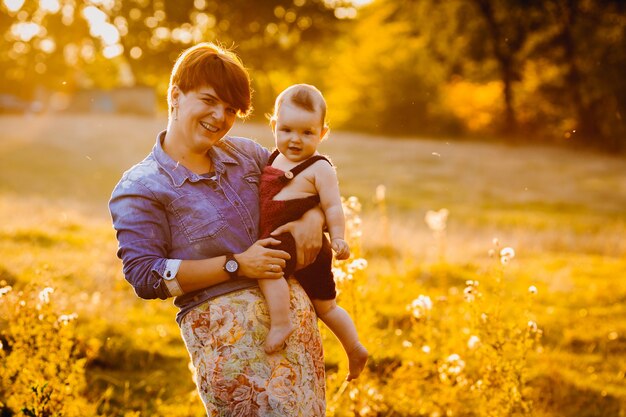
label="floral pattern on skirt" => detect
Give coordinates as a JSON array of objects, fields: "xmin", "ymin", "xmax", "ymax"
[{"xmin": 180, "ymin": 279, "xmax": 326, "ymax": 417}]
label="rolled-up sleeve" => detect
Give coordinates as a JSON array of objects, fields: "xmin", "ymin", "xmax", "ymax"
[{"xmin": 109, "ymin": 178, "xmax": 175, "ymax": 300}]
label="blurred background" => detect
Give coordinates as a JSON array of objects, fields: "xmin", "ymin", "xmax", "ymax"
[
  {"xmin": 1, "ymin": 0, "xmax": 625, "ymax": 149},
  {"xmin": 1, "ymin": 1, "xmax": 626, "ymax": 417}
]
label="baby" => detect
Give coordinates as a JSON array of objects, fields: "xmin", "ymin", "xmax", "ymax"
[{"xmin": 258, "ymin": 84, "xmax": 368, "ymax": 381}]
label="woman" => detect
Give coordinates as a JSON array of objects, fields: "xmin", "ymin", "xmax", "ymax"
[{"xmin": 109, "ymin": 42, "xmax": 326, "ymax": 416}]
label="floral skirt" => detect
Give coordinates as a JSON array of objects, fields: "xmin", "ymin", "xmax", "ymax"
[{"xmin": 180, "ymin": 279, "xmax": 326, "ymax": 416}]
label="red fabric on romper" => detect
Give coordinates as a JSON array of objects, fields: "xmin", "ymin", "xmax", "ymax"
[{"xmin": 259, "ymin": 150, "xmax": 336, "ymax": 300}]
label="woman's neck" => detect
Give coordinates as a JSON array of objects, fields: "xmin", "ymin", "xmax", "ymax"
[{"xmin": 163, "ymin": 128, "xmax": 213, "ymax": 174}]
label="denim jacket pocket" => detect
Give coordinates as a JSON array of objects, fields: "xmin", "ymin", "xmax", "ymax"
[
  {"xmin": 170, "ymin": 194, "xmax": 227, "ymax": 242},
  {"xmin": 243, "ymin": 172, "xmax": 260, "ymax": 192}
]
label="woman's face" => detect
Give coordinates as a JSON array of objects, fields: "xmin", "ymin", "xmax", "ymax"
[{"xmin": 172, "ymin": 84, "xmax": 238, "ymax": 152}]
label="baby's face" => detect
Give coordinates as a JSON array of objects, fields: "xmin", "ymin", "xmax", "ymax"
[{"xmin": 273, "ymin": 103, "xmax": 328, "ymax": 163}]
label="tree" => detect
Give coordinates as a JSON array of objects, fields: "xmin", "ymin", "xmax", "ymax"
[
  {"xmin": 536, "ymin": 0, "xmax": 626, "ymax": 149},
  {"xmin": 0, "ymin": 0, "xmax": 342, "ymax": 112}
]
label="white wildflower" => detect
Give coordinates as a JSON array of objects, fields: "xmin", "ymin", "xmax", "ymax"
[
  {"xmin": 0, "ymin": 286, "xmax": 11, "ymax": 296},
  {"xmin": 351, "ymin": 258, "xmax": 368, "ymax": 270},
  {"xmin": 375, "ymin": 184, "xmax": 386, "ymax": 202},
  {"xmin": 463, "ymin": 280, "xmax": 480, "ymax": 302},
  {"xmin": 425, "ymin": 209, "xmax": 449, "ymax": 232},
  {"xmin": 408, "ymin": 295, "xmax": 433, "ymax": 319},
  {"xmin": 346, "ymin": 196, "xmax": 361, "ymax": 211},
  {"xmin": 467, "ymin": 335, "xmax": 481, "ymax": 349},
  {"xmin": 528, "ymin": 285, "xmax": 538, "ymax": 295},
  {"xmin": 439, "ymin": 353, "xmax": 466, "ymax": 381},
  {"xmin": 422, "ymin": 345, "xmax": 431, "ymax": 354},
  {"xmin": 58, "ymin": 313, "xmax": 78, "ymax": 325},
  {"xmin": 332, "ymin": 268, "xmax": 349, "ymax": 283},
  {"xmin": 528, "ymin": 320, "xmax": 538, "ymax": 332},
  {"xmin": 38, "ymin": 287, "xmax": 54, "ymax": 304},
  {"xmin": 500, "ymin": 247, "xmax": 516, "ymax": 265},
  {"xmin": 446, "ymin": 353, "xmax": 466, "ymax": 374}
]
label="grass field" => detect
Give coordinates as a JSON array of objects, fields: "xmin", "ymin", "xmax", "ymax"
[{"xmin": 1, "ymin": 114, "xmax": 625, "ymax": 416}]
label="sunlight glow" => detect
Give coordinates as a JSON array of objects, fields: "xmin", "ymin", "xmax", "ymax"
[
  {"xmin": 325, "ymin": 0, "xmax": 373, "ymax": 8},
  {"xmin": 154, "ymin": 26, "xmax": 170, "ymax": 40},
  {"xmin": 129, "ymin": 46, "xmax": 142, "ymax": 59},
  {"xmin": 81, "ymin": 43, "xmax": 96, "ymax": 62},
  {"xmin": 61, "ymin": 4, "xmax": 74, "ymax": 25},
  {"xmin": 39, "ymin": 37, "xmax": 56, "ymax": 53},
  {"xmin": 64, "ymin": 43, "xmax": 79, "ymax": 66},
  {"xmin": 3, "ymin": 0, "xmax": 25, "ymax": 13},
  {"xmin": 95, "ymin": 22, "xmax": 120, "ymax": 45},
  {"xmin": 82, "ymin": 5, "xmax": 107, "ymax": 24},
  {"xmin": 334, "ymin": 7, "xmax": 357, "ymax": 19},
  {"xmin": 351, "ymin": 0, "xmax": 374, "ymax": 6},
  {"xmin": 102, "ymin": 43, "xmax": 123, "ymax": 58},
  {"xmin": 172, "ymin": 27, "xmax": 193, "ymax": 44},
  {"xmin": 83, "ymin": 5, "xmax": 121, "ymax": 47},
  {"xmin": 89, "ymin": 0, "xmax": 114, "ymax": 10},
  {"xmin": 40, "ymin": 0, "xmax": 60, "ymax": 13},
  {"xmin": 11, "ymin": 21, "xmax": 41, "ymax": 42}
]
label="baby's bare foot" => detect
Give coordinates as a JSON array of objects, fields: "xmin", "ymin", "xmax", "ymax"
[
  {"xmin": 346, "ymin": 343, "xmax": 368, "ymax": 381},
  {"xmin": 264, "ymin": 323, "xmax": 295, "ymax": 353}
]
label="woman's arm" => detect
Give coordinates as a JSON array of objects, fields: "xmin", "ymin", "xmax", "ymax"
[
  {"xmin": 176, "ymin": 237, "xmax": 290, "ymax": 293},
  {"xmin": 110, "ymin": 179, "xmax": 289, "ymax": 299}
]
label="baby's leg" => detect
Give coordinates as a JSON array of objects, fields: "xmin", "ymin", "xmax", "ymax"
[
  {"xmin": 313, "ymin": 299, "xmax": 368, "ymax": 381},
  {"xmin": 259, "ymin": 278, "xmax": 295, "ymax": 353}
]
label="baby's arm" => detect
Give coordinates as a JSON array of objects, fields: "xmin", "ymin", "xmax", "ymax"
[{"xmin": 314, "ymin": 161, "xmax": 350, "ymax": 260}]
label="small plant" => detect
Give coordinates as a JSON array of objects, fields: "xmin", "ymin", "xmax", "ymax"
[
  {"xmin": 379, "ymin": 235, "xmax": 542, "ymax": 417},
  {"xmin": 0, "ymin": 282, "xmax": 94, "ymax": 417}
]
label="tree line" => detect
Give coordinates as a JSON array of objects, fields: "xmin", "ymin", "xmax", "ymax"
[{"xmin": 1, "ymin": 0, "xmax": 625, "ymax": 150}]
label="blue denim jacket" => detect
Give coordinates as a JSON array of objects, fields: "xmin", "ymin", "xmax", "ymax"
[{"xmin": 109, "ymin": 131, "xmax": 270, "ymax": 325}]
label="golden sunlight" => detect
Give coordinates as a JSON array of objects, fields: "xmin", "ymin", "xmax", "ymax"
[
  {"xmin": 11, "ymin": 21, "xmax": 41, "ymax": 42},
  {"xmin": 40, "ymin": 0, "xmax": 60, "ymax": 13},
  {"xmin": 2, "ymin": 0, "xmax": 24, "ymax": 12},
  {"xmin": 81, "ymin": 4, "xmax": 122, "ymax": 57}
]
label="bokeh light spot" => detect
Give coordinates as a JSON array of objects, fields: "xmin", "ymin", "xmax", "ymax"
[
  {"xmin": 40, "ymin": 0, "xmax": 60, "ymax": 13},
  {"xmin": 129, "ymin": 46, "xmax": 142, "ymax": 59},
  {"xmin": 3, "ymin": 0, "xmax": 25, "ymax": 13}
]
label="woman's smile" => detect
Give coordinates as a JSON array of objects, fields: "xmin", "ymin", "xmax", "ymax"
[{"xmin": 199, "ymin": 120, "xmax": 220, "ymax": 133}]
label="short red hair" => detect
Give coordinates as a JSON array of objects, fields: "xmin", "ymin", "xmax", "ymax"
[{"xmin": 168, "ymin": 42, "xmax": 252, "ymax": 118}]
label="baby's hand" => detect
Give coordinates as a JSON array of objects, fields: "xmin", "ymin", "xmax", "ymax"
[{"xmin": 331, "ymin": 238, "xmax": 350, "ymax": 260}]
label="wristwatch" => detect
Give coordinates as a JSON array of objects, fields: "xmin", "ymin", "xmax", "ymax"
[{"xmin": 223, "ymin": 254, "xmax": 239, "ymax": 280}]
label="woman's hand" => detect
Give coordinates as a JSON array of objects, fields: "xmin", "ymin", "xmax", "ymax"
[
  {"xmin": 271, "ymin": 206, "xmax": 324, "ymax": 270},
  {"xmin": 236, "ymin": 238, "xmax": 291, "ymax": 279}
]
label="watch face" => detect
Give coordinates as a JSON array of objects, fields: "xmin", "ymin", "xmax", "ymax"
[{"xmin": 225, "ymin": 260, "xmax": 238, "ymax": 273}]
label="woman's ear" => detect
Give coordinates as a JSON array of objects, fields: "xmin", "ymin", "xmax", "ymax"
[{"xmin": 169, "ymin": 85, "xmax": 181, "ymax": 108}]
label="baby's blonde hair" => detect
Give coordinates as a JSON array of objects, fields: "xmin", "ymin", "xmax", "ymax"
[{"xmin": 272, "ymin": 84, "xmax": 327, "ymax": 126}]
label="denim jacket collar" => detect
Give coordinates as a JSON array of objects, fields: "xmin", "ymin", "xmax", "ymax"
[{"xmin": 153, "ymin": 130, "xmax": 239, "ymax": 187}]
